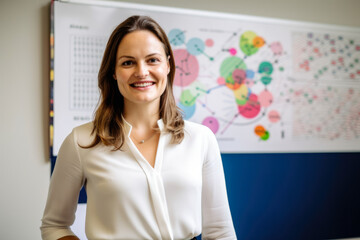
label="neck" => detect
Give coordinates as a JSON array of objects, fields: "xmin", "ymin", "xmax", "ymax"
[{"xmin": 123, "ymin": 101, "xmax": 160, "ymax": 130}]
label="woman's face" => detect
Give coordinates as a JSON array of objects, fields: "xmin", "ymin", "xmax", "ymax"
[{"xmin": 114, "ymin": 30, "xmax": 169, "ymax": 107}]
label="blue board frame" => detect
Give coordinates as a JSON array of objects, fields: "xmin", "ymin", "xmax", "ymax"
[{"xmin": 51, "ymin": 152, "xmax": 360, "ymax": 239}]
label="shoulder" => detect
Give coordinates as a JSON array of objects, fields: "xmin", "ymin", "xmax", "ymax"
[
  {"xmin": 182, "ymin": 120, "xmax": 221, "ymax": 159},
  {"xmin": 183, "ymin": 120, "xmax": 215, "ymax": 139},
  {"xmin": 71, "ymin": 121, "xmax": 95, "ymax": 146}
]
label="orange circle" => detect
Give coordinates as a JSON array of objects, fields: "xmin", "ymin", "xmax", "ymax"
[
  {"xmin": 253, "ymin": 36, "xmax": 265, "ymax": 48},
  {"xmin": 254, "ymin": 125, "xmax": 266, "ymax": 137}
]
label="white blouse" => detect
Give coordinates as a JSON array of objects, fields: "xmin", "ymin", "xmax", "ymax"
[{"xmin": 41, "ymin": 119, "xmax": 236, "ymax": 240}]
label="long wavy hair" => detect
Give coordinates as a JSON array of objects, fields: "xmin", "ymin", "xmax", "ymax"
[{"xmin": 84, "ymin": 15, "xmax": 184, "ymax": 150}]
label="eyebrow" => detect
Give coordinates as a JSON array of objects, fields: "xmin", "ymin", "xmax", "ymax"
[{"xmin": 117, "ymin": 53, "xmax": 163, "ymax": 61}]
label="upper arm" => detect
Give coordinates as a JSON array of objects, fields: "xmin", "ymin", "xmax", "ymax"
[
  {"xmin": 41, "ymin": 130, "xmax": 84, "ymax": 239},
  {"xmin": 201, "ymin": 128, "xmax": 237, "ymax": 239}
]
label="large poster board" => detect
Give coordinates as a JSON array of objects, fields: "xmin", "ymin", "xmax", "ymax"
[{"xmin": 51, "ymin": 0, "xmax": 360, "ymax": 156}]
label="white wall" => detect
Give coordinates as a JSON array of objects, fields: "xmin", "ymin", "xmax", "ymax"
[{"xmin": 0, "ymin": 0, "xmax": 359, "ymax": 239}]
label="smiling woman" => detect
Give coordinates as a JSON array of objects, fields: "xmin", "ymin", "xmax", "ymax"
[
  {"xmin": 114, "ymin": 30, "xmax": 169, "ymax": 107},
  {"xmin": 40, "ymin": 15, "xmax": 236, "ymax": 240}
]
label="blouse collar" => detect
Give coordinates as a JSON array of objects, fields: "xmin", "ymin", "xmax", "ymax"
[{"xmin": 121, "ymin": 115, "xmax": 164, "ymax": 137}]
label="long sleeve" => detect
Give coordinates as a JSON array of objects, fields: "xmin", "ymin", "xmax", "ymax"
[
  {"xmin": 40, "ymin": 121, "xmax": 236, "ymax": 239},
  {"xmin": 41, "ymin": 130, "xmax": 85, "ymax": 240},
  {"xmin": 201, "ymin": 128, "xmax": 237, "ymax": 240}
]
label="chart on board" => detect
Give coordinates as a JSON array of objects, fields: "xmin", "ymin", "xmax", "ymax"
[{"xmin": 51, "ymin": 1, "xmax": 360, "ymax": 155}]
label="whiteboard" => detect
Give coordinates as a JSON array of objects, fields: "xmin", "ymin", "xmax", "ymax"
[{"xmin": 50, "ymin": 0, "xmax": 360, "ymax": 156}]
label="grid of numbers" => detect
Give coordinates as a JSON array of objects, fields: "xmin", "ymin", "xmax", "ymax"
[{"xmin": 70, "ymin": 35, "xmax": 107, "ymax": 110}]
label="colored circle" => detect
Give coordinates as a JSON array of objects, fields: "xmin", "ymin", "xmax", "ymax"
[
  {"xmin": 180, "ymin": 89, "xmax": 196, "ymax": 107},
  {"xmin": 253, "ymin": 36, "xmax": 265, "ymax": 48},
  {"xmin": 245, "ymin": 78, "xmax": 254, "ymax": 88},
  {"xmin": 217, "ymin": 77, "xmax": 226, "ymax": 85},
  {"xmin": 178, "ymin": 102, "xmax": 196, "ymax": 120},
  {"xmin": 260, "ymin": 131, "xmax": 270, "ymax": 140},
  {"xmin": 220, "ymin": 56, "xmax": 247, "ymax": 78},
  {"xmin": 202, "ymin": 116, "xmax": 220, "ymax": 134},
  {"xmin": 254, "ymin": 125, "xmax": 266, "ymax": 137},
  {"xmin": 240, "ymin": 31, "xmax": 259, "ymax": 56},
  {"xmin": 270, "ymin": 42, "xmax": 283, "ymax": 55},
  {"xmin": 186, "ymin": 38, "xmax": 205, "ymax": 56},
  {"xmin": 258, "ymin": 90, "xmax": 273, "ymax": 108},
  {"xmin": 258, "ymin": 61, "xmax": 274, "ymax": 75},
  {"xmin": 237, "ymin": 93, "xmax": 261, "ymax": 118},
  {"xmin": 229, "ymin": 48, "xmax": 237, "ymax": 56},
  {"xmin": 205, "ymin": 39, "xmax": 214, "ymax": 47},
  {"xmin": 168, "ymin": 29, "xmax": 185, "ymax": 46},
  {"xmin": 232, "ymin": 69, "xmax": 246, "ymax": 85},
  {"xmin": 173, "ymin": 49, "xmax": 199, "ymax": 87},
  {"xmin": 233, "ymin": 84, "xmax": 249, "ymax": 106},
  {"xmin": 268, "ymin": 110, "xmax": 281, "ymax": 123},
  {"xmin": 261, "ymin": 76, "xmax": 272, "ymax": 85},
  {"xmin": 246, "ymin": 69, "xmax": 255, "ymax": 79}
]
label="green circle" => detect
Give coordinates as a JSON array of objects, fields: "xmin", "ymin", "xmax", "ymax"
[
  {"xmin": 180, "ymin": 89, "xmax": 196, "ymax": 107},
  {"xmin": 220, "ymin": 56, "xmax": 247, "ymax": 78},
  {"xmin": 240, "ymin": 31, "xmax": 259, "ymax": 56},
  {"xmin": 260, "ymin": 131, "xmax": 270, "ymax": 140}
]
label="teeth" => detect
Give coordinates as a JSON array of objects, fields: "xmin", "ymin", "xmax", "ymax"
[{"xmin": 133, "ymin": 82, "xmax": 153, "ymax": 87}]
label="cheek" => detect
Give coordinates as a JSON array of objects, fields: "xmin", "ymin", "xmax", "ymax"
[
  {"xmin": 157, "ymin": 66, "xmax": 169, "ymax": 81},
  {"xmin": 116, "ymin": 79, "xmax": 128, "ymax": 96}
]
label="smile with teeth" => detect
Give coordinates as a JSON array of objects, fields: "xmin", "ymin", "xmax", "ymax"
[{"xmin": 131, "ymin": 81, "xmax": 155, "ymax": 88}]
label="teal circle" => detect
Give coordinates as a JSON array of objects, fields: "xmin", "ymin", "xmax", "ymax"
[
  {"xmin": 178, "ymin": 102, "xmax": 196, "ymax": 119},
  {"xmin": 258, "ymin": 61, "xmax": 273, "ymax": 75},
  {"xmin": 187, "ymin": 38, "xmax": 205, "ymax": 56},
  {"xmin": 261, "ymin": 76, "xmax": 272, "ymax": 85},
  {"xmin": 168, "ymin": 29, "xmax": 185, "ymax": 46}
]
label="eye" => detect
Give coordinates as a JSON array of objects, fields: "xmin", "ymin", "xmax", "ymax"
[
  {"xmin": 121, "ymin": 60, "xmax": 134, "ymax": 66},
  {"xmin": 148, "ymin": 58, "xmax": 160, "ymax": 64}
]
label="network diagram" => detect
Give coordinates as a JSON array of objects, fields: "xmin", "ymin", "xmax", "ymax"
[{"xmin": 169, "ymin": 28, "xmax": 290, "ymax": 145}]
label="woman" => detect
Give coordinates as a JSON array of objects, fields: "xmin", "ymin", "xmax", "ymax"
[{"xmin": 41, "ymin": 15, "xmax": 236, "ymax": 240}]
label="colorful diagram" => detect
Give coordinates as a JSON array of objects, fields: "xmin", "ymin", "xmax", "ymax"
[
  {"xmin": 254, "ymin": 125, "xmax": 270, "ymax": 141},
  {"xmin": 290, "ymin": 84, "xmax": 360, "ymax": 141},
  {"xmin": 293, "ymin": 32, "xmax": 360, "ymax": 80},
  {"xmin": 169, "ymin": 28, "xmax": 289, "ymax": 142}
]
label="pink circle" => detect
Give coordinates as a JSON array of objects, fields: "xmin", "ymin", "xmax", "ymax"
[
  {"xmin": 217, "ymin": 77, "xmax": 226, "ymax": 85},
  {"xmin": 258, "ymin": 90, "xmax": 273, "ymax": 108},
  {"xmin": 269, "ymin": 42, "xmax": 283, "ymax": 55},
  {"xmin": 245, "ymin": 78, "xmax": 254, "ymax": 88},
  {"xmin": 268, "ymin": 110, "xmax": 281, "ymax": 123},
  {"xmin": 229, "ymin": 48, "xmax": 237, "ymax": 56},
  {"xmin": 173, "ymin": 49, "xmax": 199, "ymax": 87},
  {"xmin": 232, "ymin": 69, "xmax": 246, "ymax": 85},
  {"xmin": 205, "ymin": 39, "xmax": 214, "ymax": 47},
  {"xmin": 202, "ymin": 116, "xmax": 219, "ymax": 134},
  {"xmin": 237, "ymin": 93, "xmax": 261, "ymax": 119}
]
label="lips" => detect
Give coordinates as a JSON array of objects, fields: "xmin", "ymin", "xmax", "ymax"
[{"xmin": 130, "ymin": 81, "xmax": 155, "ymax": 88}]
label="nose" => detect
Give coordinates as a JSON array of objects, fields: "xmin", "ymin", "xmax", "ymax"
[{"xmin": 134, "ymin": 62, "xmax": 149, "ymax": 78}]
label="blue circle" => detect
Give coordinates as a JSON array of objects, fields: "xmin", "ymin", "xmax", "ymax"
[
  {"xmin": 186, "ymin": 38, "xmax": 205, "ymax": 56},
  {"xmin": 246, "ymin": 69, "xmax": 255, "ymax": 79},
  {"xmin": 168, "ymin": 29, "xmax": 185, "ymax": 46},
  {"xmin": 178, "ymin": 102, "xmax": 196, "ymax": 119}
]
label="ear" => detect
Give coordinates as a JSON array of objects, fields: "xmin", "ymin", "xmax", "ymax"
[
  {"xmin": 113, "ymin": 74, "xmax": 117, "ymax": 80},
  {"xmin": 167, "ymin": 56, "xmax": 171, "ymax": 74}
]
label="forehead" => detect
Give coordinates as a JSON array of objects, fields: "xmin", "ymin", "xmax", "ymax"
[{"xmin": 117, "ymin": 30, "xmax": 166, "ymax": 55}]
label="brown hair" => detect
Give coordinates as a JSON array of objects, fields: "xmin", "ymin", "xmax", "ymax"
[{"xmin": 84, "ymin": 15, "xmax": 184, "ymax": 150}]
